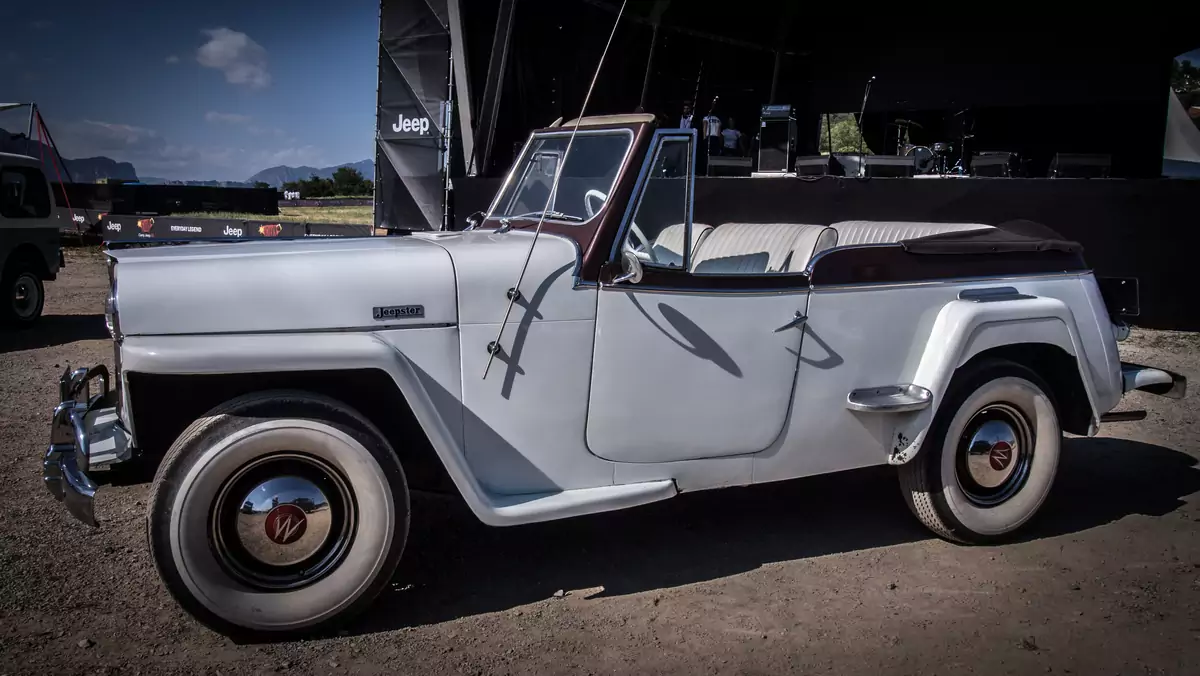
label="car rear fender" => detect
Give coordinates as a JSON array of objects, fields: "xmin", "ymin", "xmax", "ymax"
[{"xmin": 888, "ymin": 294, "xmax": 1103, "ymax": 465}]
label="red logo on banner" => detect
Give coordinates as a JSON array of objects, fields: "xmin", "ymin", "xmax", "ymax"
[
  {"xmin": 136, "ymin": 218, "xmax": 155, "ymax": 234},
  {"xmin": 259, "ymin": 223, "xmax": 283, "ymax": 237}
]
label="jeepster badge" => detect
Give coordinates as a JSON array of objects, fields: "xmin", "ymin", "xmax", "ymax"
[
  {"xmin": 264, "ymin": 504, "xmax": 307, "ymax": 545},
  {"xmin": 373, "ymin": 305, "xmax": 425, "ymax": 320}
]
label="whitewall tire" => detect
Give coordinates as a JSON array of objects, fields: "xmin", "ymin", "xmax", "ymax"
[
  {"xmin": 899, "ymin": 359, "xmax": 1062, "ymax": 544},
  {"xmin": 147, "ymin": 391, "xmax": 409, "ymax": 639}
]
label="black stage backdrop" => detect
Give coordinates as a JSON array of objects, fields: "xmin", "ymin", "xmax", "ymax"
[
  {"xmin": 452, "ymin": 176, "xmax": 1200, "ymax": 331},
  {"xmin": 375, "ymin": 0, "xmax": 450, "ymax": 230}
]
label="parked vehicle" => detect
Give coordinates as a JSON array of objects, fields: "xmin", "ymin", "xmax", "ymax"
[
  {"xmin": 43, "ymin": 114, "xmax": 1185, "ymax": 638},
  {"xmin": 1, "ymin": 151, "xmax": 64, "ymax": 327}
]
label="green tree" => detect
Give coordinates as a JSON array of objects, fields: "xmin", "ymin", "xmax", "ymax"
[
  {"xmin": 819, "ymin": 113, "xmax": 873, "ymax": 155},
  {"xmin": 252, "ymin": 181, "xmax": 272, "ymax": 189},
  {"xmin": 1171, "ymin": 58, "xmax": 1200, "ymax": 96}
]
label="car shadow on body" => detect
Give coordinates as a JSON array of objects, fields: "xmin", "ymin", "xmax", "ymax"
[
  {"xmin": 350, "ymin": 436, "xmax": 1199, "ymax": 635},
  {"xmin": 0, "ymin": 314, "xmax": 108, "ymax": 353}
]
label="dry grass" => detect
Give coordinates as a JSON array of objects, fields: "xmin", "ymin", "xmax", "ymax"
[{"xmin": 175, "ymin": 206, "xmax": 374, "ymax": 225}]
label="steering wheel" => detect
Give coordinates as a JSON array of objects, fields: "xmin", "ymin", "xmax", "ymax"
[
  {"xmin": 625, "ymin": 222, "xmax": 656, "ymax": 263},
  {"xmin": 584, "ymin": 189, "xmax": 607, "ymax": 219}
]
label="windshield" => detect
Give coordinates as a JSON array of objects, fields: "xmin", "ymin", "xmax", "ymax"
[{"xmin": 490, "ymin": 130, "xmax": 633, "ymax": 223}]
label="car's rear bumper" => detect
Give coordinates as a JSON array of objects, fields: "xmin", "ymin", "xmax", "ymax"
[
  {"xmin": 1121, "ymin": 362, "xmax": 1187, "ymax": 399},
  {"xmin": 43, "ymin": 365, "xmax": 131, "ymax": 527}
]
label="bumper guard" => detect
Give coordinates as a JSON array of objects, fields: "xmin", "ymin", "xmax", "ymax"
[{"xmin": 44, "ymin": 365, "xmax": 131, "ymax": 527}]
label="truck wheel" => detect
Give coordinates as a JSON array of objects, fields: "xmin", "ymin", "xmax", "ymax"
[
  {"xmin": 1, "ymin": 260, "xmax": 45, "ymax": 328},
  {"xmin": 899, "ymin": 359, "xmax": 1061, "ymax": 544},
  {"xmin": 147, "ymin": 391, "xmax": 409, "ymax": 639}
]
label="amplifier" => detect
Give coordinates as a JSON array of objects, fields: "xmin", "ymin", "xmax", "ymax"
[
  {"xmin": 760, "ymin": 104, "xmax": 793, "ymax": 120},
  {"xmin": 1050, "ymin": 153, "xmax": 1111, "ymax": 178},
  {"xmin": 758, "ymin": 115, "xmax": 797, "ymax": 173},
  {"xmin": 833, "ymin": 153, "xmax": 864, "ymax": 177},
  {"xmin": 794, "ymin": 155, "xmax": 836, "ymax": 176},
  {"xmin": 862, "ymin": 155, "xmax": 915, "ymax": 178},
  {"xmin": 972, "ymin": 152, "xmax": 1014, "ymax": 177}
]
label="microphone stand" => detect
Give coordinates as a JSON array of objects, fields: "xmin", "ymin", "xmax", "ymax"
[
  {"xmin": 705, "ymin": 95, "xmax": 719, "ymax": 173},
  {"xmin": 857, "ymin": 76, "xmax": 875, "ymax": 175}
]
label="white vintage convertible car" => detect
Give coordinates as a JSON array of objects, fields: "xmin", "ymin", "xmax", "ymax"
[{"xmin": 44, "ymin": 114, "xmax": 1185, "ymax": 638}]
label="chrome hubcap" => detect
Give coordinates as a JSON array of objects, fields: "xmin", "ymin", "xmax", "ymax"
[
  {"xmin": 211, "ymin": 453, "xmax": 355, "ymax": 590},
  {"xmin": 12, "ymin": 274, "xmax": 39, "ymax": 319},
  {"xmin": 955, "ymin": 403, "xmax": 1034, "ymax": 507}
]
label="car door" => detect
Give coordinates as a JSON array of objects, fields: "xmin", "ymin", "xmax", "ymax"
[{"xmin": 585, "ymin": 130, "xmax": 810, "ymax": 464}]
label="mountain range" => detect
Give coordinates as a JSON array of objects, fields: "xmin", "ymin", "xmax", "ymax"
[
  {"xmin": 2, "ymin": 127, "xmax": 371, "ymax": 187},
  {"xmin": 246, "ymin": 160, "xmax": 374, "ymax": 187},
  {"xmin": 1, "ymin": 127, "xmax": 138, "ymax": 182}
]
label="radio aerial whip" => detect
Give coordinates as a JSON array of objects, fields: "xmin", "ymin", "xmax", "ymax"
[{"xmin": 482, "ymin": 0, "xmax": 628, "ymax": 379}]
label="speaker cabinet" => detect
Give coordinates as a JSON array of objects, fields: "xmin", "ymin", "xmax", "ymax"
[
  {"xmin": 758, "ymin": 117, "xmax": 797, "ymax": 173},
  {"xmin": 862, "ymin": 155, "xmax": 915, "ymax": 178},
  {"xmin": 1050, "ymin": 153, "xmax": 1111, "ymax": 178},
  {"xmin": 971, "ymin": 152, "xmax": 1014, "ymax": 177}
]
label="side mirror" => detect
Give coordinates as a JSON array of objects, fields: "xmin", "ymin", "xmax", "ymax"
[
  {"xmin": 612, "ymin": 250, "xmax": 644, "ymax": 285},
  {"xmin": 464, "ymin": 210, "xmax": 485, "ymax": 231}
]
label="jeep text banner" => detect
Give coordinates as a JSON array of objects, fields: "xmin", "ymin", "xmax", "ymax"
[{"xmin": 99, "ymin": 216, "xmax": 371, "ymax": 243}]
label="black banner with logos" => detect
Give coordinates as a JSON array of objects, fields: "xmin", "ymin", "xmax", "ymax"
[
  {"xmin": 100, "ymin": 215, "xmax": 371, "ymax": 243},
  {"xmin": 376, "ymin": 0, "xmax": 451, "ymax": 231}
]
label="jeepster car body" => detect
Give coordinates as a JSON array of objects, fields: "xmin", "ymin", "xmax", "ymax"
[{"xmin": 42, "ymin": 114, "xmax": 1185, "ymax": 637}]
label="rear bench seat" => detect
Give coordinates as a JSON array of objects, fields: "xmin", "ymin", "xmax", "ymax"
[
  {"xmin": 689, "ymin": 223, "xmax": 835, "ymax": 274},
  {"xmin": 828, "ymin": 220, "xmax": 994, "ymax": 246},
  {"xmin": 674, "ymin": 220, "xmax": 996, "ymax": 276}
]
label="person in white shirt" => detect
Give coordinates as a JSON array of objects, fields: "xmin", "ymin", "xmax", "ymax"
[
  {"xmin": 721, "ymin": 117, "xmax": 744, "ymax": 156},
  {"xmin": 678, "ymin": 101, "xmax": 696, "ymax": 130}
]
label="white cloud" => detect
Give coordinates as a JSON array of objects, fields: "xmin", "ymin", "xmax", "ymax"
[
  {"xmin": 165, "ymin": 55, "xmax": 180, "ymax": 65},
  {"xmin": 205, "ymin": 111, "xmax": 253, "ymax": 125},
  {"xmin": 196, "ymin": 28, "xmax": 270, "ymax": 89},
  {"xmin": 252, "ymin": 146, "xmax": 327, "ymax": 168}
]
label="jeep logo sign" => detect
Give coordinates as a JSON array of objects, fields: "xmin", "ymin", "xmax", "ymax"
[
  {"xmin": 223, "ymin": 225, "xmax": 244, "ymax": 237},
  {"xmin": 392, "ymin": 114, "xmax": 431, "ymax": 136}
]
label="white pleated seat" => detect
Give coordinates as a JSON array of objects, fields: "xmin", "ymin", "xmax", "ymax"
[
  {"xmin": 830, "ymin": 220, "xmax": 994, "ymax": 246},
  {"xmin": 690, "ymin": 223, "xmax": 837, "ymax": 274}
]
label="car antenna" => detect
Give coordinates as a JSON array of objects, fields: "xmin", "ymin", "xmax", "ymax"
[{"xmin": 482, "ymin": 0, "xmax": 628, "ymax": 380}]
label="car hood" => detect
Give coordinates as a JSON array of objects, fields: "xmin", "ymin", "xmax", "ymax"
[{"xmin": 109, "ymin": 236, "xmax": 456, "ymax": 336}]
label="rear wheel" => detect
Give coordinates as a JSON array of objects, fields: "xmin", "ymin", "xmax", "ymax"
[
  {"xmin": 899, "ymin": 359, "xmax": 1062, "ymax": 544},
  {"xmin": 147, "ymin": 391, "xmax": 409, "ymax": 639},
  {"xmin": 1, "ymin": 259, "xmax": 44, "ymax": 328}
]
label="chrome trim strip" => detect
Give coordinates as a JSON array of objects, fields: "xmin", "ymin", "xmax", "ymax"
[
  {"xmin": 810, "ymin": 270, "xmax": 1091, "ymax": 292},
  {"xmin": 125, "ymin": 322, "xmax": 457, "ymax": 338},
  {"xmin": 598, "ymin": 283, "xmax": 808, "ymax": 297},
  {"xmin": 607, "ymin": 128, "xmax": 700, "ymax": 265},
  {"xmin": 484, "ymin": 128, "xmax": 636, "ymax": 228}
]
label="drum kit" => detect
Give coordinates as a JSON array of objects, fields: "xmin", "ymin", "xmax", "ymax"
[{"xmin": 891, "ymin": 114, "xmax": 974, "ymax": 175}]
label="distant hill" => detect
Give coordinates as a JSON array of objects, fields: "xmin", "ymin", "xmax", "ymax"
[
  {"xmin": 247, "ymin": 160, "xmax": 373, "ymax": 187},
  {"xmin": 1, "ymin": 127, "xmax": 138, "ymax": 182}
]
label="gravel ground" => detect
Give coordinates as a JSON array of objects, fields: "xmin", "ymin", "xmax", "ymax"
[{"xmin": 1, "ymin": 249, "xmax": 1198, "ymax": 676}]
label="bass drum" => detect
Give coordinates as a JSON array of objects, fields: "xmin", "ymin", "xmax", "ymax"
[{"xmin": 905, "ymin": 145, "xmax": 936, "ymax": 174}]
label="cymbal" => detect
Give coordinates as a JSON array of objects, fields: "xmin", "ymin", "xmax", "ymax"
[{"xmin": 889, "ymin": 119, "xmax": 923, "ymax": 128}]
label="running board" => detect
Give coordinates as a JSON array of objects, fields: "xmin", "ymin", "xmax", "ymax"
[
  {"xmin": 1100, "ymin": 410, "xmax": 1147, "ymax": 423},
  {"xmin": 483, "ymin": 480, "xmax": 677, "ymax": 526},
  {"xmin": 846, "ymin": 384, "xmax": 932, "ymax": 413}
]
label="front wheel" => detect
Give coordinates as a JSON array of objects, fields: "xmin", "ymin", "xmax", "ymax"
[
  {"xmin": 899, "ymin": 359, "xmax": 1061, "ymax": 544},
  {"xmin": 147, "ymin": 391, "xmax": 409, "ymax": 639}
]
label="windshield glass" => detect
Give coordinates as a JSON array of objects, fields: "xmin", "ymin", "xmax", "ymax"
[{"xmin": 490, "ymin": 130, "xmax": 632, "ymax": 223}]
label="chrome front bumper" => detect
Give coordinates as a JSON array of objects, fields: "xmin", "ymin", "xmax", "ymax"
[
  {"xmin": 1121, "ymin": 362, "xmax": 1187, "ymax": 399},
  {"xmin": 44, "ymin": 365, "xmax": 131, "ymax": 527}
]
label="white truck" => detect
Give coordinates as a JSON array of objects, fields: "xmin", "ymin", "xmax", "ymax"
[
  {"xmin": 1, "ymin": 151, "xmax": 65, "ymax": 326},
  {"xmin": 42, "ymin": 114, "xmax": 1185, "ymax": 639}
]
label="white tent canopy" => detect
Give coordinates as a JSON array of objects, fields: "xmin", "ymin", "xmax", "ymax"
[{"xmin": 0, "ymin": 103, "xmax": 30, "ymax": 113}]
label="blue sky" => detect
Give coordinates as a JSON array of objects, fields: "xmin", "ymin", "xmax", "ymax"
[{"xmin": 0, "ymin": 0, "xmax": 378, "ymax": 181}]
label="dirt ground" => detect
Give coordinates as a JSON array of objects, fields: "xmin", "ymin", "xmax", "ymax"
[{"xmin": 1, "ymin": 249, "xmax": 1198, "ymax": 676}]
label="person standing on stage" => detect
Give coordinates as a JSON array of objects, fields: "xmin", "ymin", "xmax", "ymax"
[
  {"xmin": 702, "ymin": 110, "xmax": 722, "ymax": 156},
  {"xmin": 721, "ymin": 117, "xmax": 745, "ymax": 156},
  {"xmin": 678, "ymin": 101, "xmax": 697, "ymax": 130}
]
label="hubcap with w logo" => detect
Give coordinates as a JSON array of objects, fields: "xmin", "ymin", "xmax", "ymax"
[{"xmin": 212, "ymin": 454, "xmax": 355, "ymax": 589}]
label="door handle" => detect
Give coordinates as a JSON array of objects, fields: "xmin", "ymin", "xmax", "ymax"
[{"xmin": 774, "ymin": 311, "xmax": 808, "ymax": 333}]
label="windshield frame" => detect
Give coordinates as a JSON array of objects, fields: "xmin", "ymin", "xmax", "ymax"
[{"xmin": 484, "ymin": 127, "xmax": 637, "ymax": 227}]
